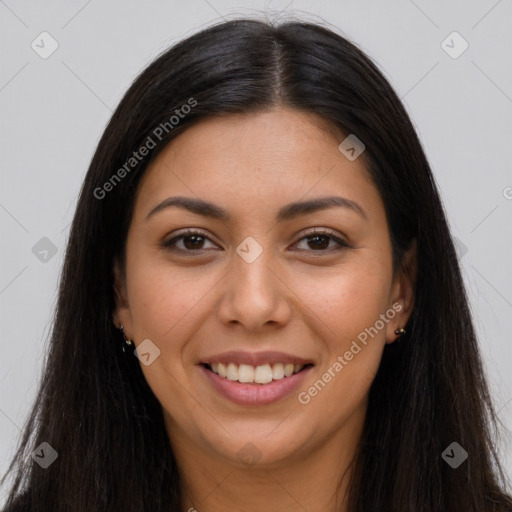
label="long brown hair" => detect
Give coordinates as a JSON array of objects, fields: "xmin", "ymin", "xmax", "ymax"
[{"xmin": 2, "ymin": 17, "xmax": 511, "ymax": 511}]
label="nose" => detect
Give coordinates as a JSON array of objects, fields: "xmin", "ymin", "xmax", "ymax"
[{"xmin": 216, "ymin": 247, "xmax": 293, "ymax": 332}]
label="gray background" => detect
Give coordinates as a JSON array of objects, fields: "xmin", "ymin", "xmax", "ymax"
[{"xmin": 1, "ymin": 0, "xmax": 511, "ymax": 503}]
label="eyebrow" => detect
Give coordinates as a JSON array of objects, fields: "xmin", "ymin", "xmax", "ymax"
[{"xmin": 145, "ymin": 195, "xmax": 367, "ymax": 222}]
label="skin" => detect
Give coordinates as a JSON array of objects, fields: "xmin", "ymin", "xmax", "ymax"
[{"xmin": 113, "ymin": 107, "xmax": 415, "ymax": 512}]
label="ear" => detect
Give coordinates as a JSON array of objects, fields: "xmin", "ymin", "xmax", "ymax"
[
  {"xmin": 112, "ymin": 257, "xmax": 131, "ymax": 331},
  {"xmin": 385, "ymin": 239, "xmax": 416, "ymax": 344}
]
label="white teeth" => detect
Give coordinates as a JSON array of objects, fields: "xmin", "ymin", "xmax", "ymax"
[
  {"xmin": 254, "ymin": 364, "xmax": 273, "ymax": 384},
  {"xmin": 226, "ymin": 363, "xmax": 238, "ymax": 381},
  {"xmin": 272, "ymin": 363, "xmax": 285, "ymax": 380},
  {"xmin": 238, "ymin": 364, "xmax": 254, "ymax": 383},
  {"xmin": 208, "ymin": 361, "xmax": 307, "ymax": 384},
  {"xmin": 217, "ymin": 363, "xmax": 227, "ymax": 378},
  {"xmin": 284, "ymin": 363, "xmax": 294, "ymax": 377}
]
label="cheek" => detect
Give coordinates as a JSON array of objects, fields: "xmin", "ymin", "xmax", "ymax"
[
  {"xmin": 126, "ymin": 254, "xmax": 216, "ymax": 341},
  {"xmin": 123, "ymin": 265, "xmax": 217, "ymax": 413},
  {"xmin": 124, "ymin": 257, "xmax": 213, "ymax": 421},
  {"xmin": 294, "ymin": 276, "xmax": 389, "ymax": 424},
  {"xmin": 291, "ymin": 260, "xmax": 391, "ymax": 404},
  {"xmin": 291, "ymin": 259, "xmax": 392, "ymax": 345}
]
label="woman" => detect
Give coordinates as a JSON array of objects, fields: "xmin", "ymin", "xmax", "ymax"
[{"xmin": 2, "ymin": 17, "xmax": 511, "ymax": 512}]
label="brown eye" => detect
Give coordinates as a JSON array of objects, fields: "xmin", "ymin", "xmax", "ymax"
[
  {"xmin": 305, "ymin": 234, "xmax": 331, "ymax": 250},
  {"xmin": 181, "ymin": 234, "xmax": 206, "ymax": 250},
  {"xmin": 161, "ymin": 229, "xmax": 218, "ymax": 253},
  {"xmin": 294, "ymin": 229, "xmax": 350, "ymax": 253}
]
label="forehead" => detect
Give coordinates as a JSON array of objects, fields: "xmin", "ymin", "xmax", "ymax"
[
  {"xmin": 132, "ymin": 108, "xmax": 382, "ymax": 225},
  {"xmin": 156, "ymin": 108, "xmax": 347, "ymax": 172}
]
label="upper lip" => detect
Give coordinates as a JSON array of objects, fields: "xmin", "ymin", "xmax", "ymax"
[{"xmin": 200, "ymin": 350, "xmax": 313, "ymax": 367}]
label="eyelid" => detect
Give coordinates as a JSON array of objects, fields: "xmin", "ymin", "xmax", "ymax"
[{"xmin": 297, "ymin": 226, "xmax": 347, "ymax": 241}]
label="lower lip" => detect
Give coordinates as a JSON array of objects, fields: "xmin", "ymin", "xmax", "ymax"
[{"xmin": 200, "ymin": 365, "xmax": 313, "ymax": 406}]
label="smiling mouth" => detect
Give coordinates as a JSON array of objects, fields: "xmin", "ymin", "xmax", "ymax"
[{"xmin": 202, "ymin": 362, "xmax": 314, "ymax": 385}]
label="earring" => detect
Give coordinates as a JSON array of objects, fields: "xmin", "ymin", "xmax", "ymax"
[
  {"xmin": 394, "ymin": 328, "xmax": 406, "ymax": 336},
  {"xmin": 119, "ymin": 323, "xmax": 134, "ymax": 352}
]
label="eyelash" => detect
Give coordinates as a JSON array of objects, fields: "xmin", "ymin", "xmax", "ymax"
[{"xmin": 161, "ymin": 228, "xmax": 351, "ymax": 255}]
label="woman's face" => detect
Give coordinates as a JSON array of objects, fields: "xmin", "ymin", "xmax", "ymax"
[{"xmin": 113, "ymin": 107, "xmax": 414, "ymax": 468}]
